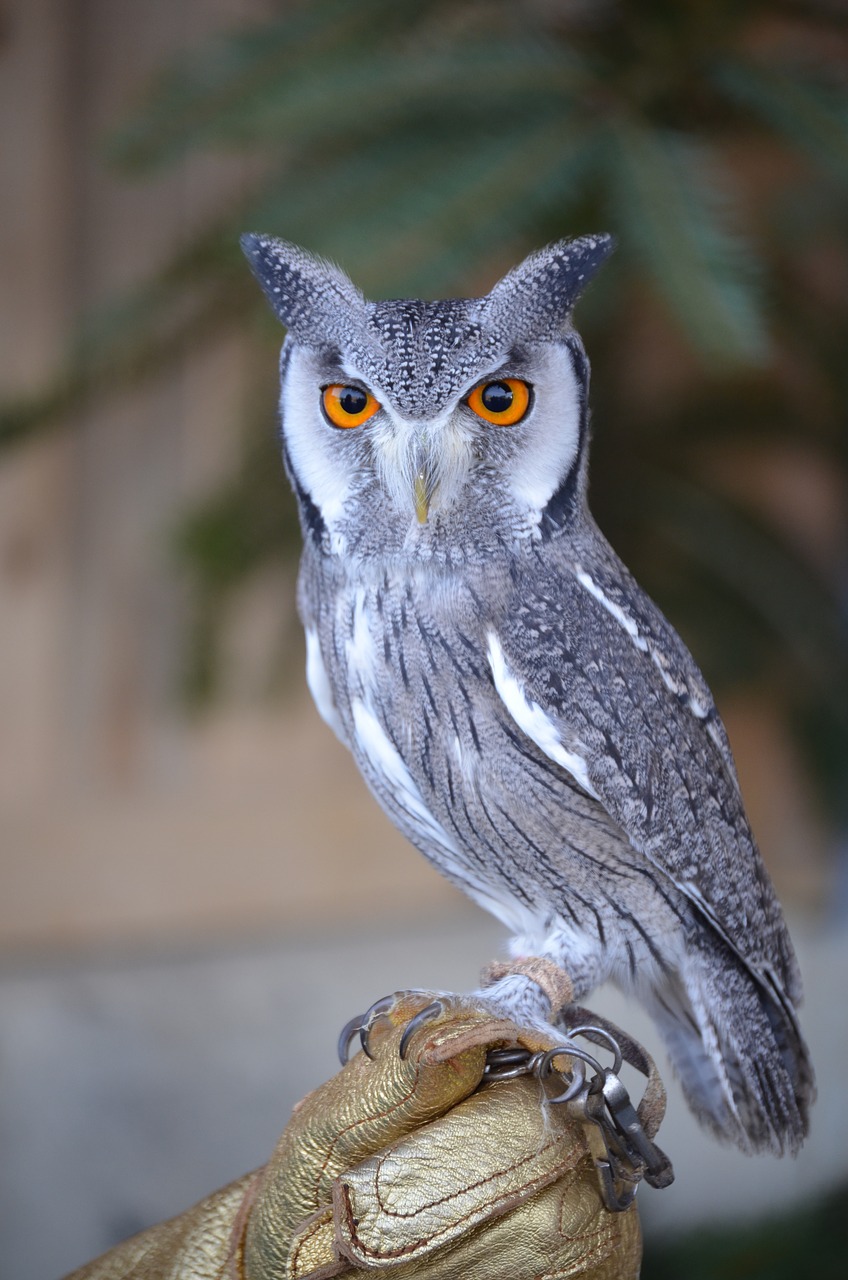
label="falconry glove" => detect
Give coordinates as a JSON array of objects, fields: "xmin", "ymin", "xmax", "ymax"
[{"xmin": 64, "ymin": 990, "xmax": 665, "ymax": 1279}]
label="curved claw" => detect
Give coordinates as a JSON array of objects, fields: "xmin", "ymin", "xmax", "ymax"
[
  {"xmin": 337, "ymin": 1013, "xmax": 366, "ymax": 1066},
  {"xmin": 359, "ymin": 994, "xmax": 397, "ymax": 1060},
  {"xmin": 536, "ymin": 1045, "xmax": 587, "ymax": 1103},
  {"xmin": 548, "ymin": 1072, "xmax": 587, "ymax": 1105},
  {"xmin": 398, "ymin": 999, "xmax": 444, "ymax": 1059}
]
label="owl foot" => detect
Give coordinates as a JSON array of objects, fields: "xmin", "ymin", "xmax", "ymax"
[
  {"xmin": 337, "ymin": 959, "xmax": 577, "ymax": 1067},
  {"xmin": 334, "ymin": 986, "xmax": 674, "ymax": 1210},
  {"xmin": 339, "ymin": 996, "xmax": 455, "ymax": 1060},
  {"xmin": 337, "ymin": 989, "xmax": 435, "ymax": 1064},
  {"xmin": 477, "ymin": 956, "xmax": 577, "ymax": 1031},
  {"xmin": 338, "ymin": 990, "xmax": 503, "ymax": 1065}
]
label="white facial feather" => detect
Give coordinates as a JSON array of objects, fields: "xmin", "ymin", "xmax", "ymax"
[
  {"xmin": 282, "ymin": 341, "xmax": 584, "ymax": 543},
  {"xmin": 365, "ymin": 403, "xmax": 475, "ymax": 519},
  {"xmin": 281, "ymin": 347, "xmax": 352, "ymax": 546},
  {"xmin": 505, "ymin": 346, "xmax": 582, "ymax": 521}
]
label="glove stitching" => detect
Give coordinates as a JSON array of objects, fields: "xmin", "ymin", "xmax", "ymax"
[
  {"xmin": 288, "ymin": 1209, "xmax": 334, "ymax": 1280},
  {"xmin": 225, "ymin": 1170, "xmax": 265, "ymax": 1279},
  {"xmin": 536, "ymin": 1222, "xmax": 623, "ymax": 1280},
  {"xmin": 344, "ymin": 1143, "xmax": 581, "ymax": 1261},
  {"xmin": 311, "ymin": 1060, "xmax": 424, "ymax": 1207},
  {"xmin": 372, "ymin": 1133, "xmax": 570, "ymax": 1218},
  {"xmin": 537, "ymin": 1166, "xmax": 626, "ymax": 1279}
]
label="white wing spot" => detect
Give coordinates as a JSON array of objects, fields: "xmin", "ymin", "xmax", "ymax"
[
  {"xmin": 486, "ymin": 633, "xmax": 600, "ymax": 801},
  {"xmin": 344, "ymin": 587, "xmax": 375, "ymax": 692},
  {"xmin": 576, "ymin": 568, "xmax": 715, "ymax": 715},
  {"xmin": 351, "ymin": 699, "xmax": 457, "ymax": 851},
  {"xmin": 305, "ymin": 628, "xmax": 345, "ymax": 741},
  {"xmin": 576, "ymin": 569, "xmax": 648, "ymax": 652}
]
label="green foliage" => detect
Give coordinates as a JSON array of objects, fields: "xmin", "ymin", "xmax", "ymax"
[
  {"xmin": 2, "ymin": 0, "xmax": 847, "ymax": 816},
  {"xmin": 605, "ymin": 124, "xmax": 767, "ymax": 361},
  {"xmin": 642, "ymin": 1179, "xmax": 848, "ymax": 1279}
]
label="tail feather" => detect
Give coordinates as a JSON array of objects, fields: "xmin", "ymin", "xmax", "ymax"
[{"xmin": 647, "ymin": 940, "xmax": 814, "ymax": 1155}]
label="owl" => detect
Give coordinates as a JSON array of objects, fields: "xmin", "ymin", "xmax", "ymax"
[{"xmin": 242, "ymin": 232, "xmax": 813, "ymax": 1156}]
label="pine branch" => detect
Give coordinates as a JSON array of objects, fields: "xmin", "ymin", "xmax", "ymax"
[
  {"xmin": 714, "ymin": 58, "xmax": 848, "ymax": 187},
  {"xmin": 605, "ymin": 121, "xmax": 768, "ymax": 364}
]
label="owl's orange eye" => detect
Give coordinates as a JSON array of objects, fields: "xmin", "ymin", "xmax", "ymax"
[
  {"xmin": 321, "ymin": 384, "xmax": 380, "ymax": 428},
  {"xmin": 466, "ymin": 378, "xmax": 531, "ymax": 426}
]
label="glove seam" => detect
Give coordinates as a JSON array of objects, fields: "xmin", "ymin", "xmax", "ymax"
[
  {"xmin": 341, "ymin": 1144, "xmax": 583, "ymax": 1261},
  {"xmin": 310, "ymin": 1060, "xmax": 424, "ymax": 1207},
  {"xmin": 288, "ymin": 1207, "xmax": 337, "ymax": 1280},
  {"xmin": 371, "ymin": 1133, "xmax": 572, "ymax": 1218}
]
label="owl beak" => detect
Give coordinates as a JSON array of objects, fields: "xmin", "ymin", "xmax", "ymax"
[
  {"xmin": 414, "ymin": 466, "xmax": 431, "ymax": 524},
  {"xmin": 412, "ymin": 443, "xmax": 436, "ymax": 524}
]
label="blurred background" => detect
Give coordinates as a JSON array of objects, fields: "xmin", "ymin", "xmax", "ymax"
[{"xmin": 1, "ymin": 1, "xmax": 847, "ymax": 1276}]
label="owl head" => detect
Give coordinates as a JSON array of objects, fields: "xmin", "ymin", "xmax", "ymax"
[{"xmin": 242, "ymin": 234, "xmax": 613, "ymax": 562}]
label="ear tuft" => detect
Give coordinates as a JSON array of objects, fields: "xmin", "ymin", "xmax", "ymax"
[
  {"xmin": 240, "ymin": 234, "xmax": 365, "ymax": 341},
  {"xmin": 481, "ymin": 234, "xmax": 615, "ymax": 339}
]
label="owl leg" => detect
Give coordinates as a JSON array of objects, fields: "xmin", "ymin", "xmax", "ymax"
[
  {"xmin": 474, "ymin": 957, "xmax": 577, "ymax": 1033},
  {"xmin": 466, "ymin": 974, "xmax": 555, "ymax": 1032}
]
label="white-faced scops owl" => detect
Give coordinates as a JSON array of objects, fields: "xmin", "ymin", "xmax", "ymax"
[{"xmin": 242, "ymin": 232, "xmax": 813, "ymax": 1156}]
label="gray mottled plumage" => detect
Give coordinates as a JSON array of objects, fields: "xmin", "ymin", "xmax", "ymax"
[{"xmin": 242, "ymin": 232, "xmax": 814, "ymax": 1155}]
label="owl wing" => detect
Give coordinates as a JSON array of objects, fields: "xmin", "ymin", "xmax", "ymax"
[{"xmin": 487, "ymin": 537, "xmax": 800, "ymax": 1005}]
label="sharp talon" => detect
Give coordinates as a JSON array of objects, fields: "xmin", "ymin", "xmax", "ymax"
[
  {"xmin": 399, "ymin": 999, "xmax": 443, "ymax": 1059},
  {"xmin": 337, "ymin": 1013, "xmax": 365, "ymax": 1066},
  {"xmin": 536, "ymin": 1045, "xmax": 587, "ymax": 1103},
  {"xmin": 548, "ymin": 1064, "xmax": 587, "ymax": 1104},
  {"xmin": 359, "ymin": 994, "xmax": 396, "ymax": 1060}
]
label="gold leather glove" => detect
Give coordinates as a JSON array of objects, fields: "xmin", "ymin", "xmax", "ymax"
[{"xmin": 65, "ymin": 991, "xmax": 660, "ymax": 1280}]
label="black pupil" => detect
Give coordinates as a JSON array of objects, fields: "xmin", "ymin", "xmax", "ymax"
[
  {"xmin": 481, "ymin": 381, "xmax": 514, "ymax": 414},
  {"xmin": 339, "ymin": 386, "xmax": 367, "ymax": 416}
]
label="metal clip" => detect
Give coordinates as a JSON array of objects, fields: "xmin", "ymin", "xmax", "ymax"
[
  {"xmin": 483, "ymin": 1046, "xmax": 544, "ymax": 1080},
  {"xmin": 599, "ymin": 1068, "xmax": 675, "ymax": 1190},
  {"xmin": 483, "ymin": 1026, "xmax": 673, "ymax": 1212}
]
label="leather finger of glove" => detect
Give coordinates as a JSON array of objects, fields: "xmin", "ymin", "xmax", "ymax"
[
  {"xmin": 61, "ymin": 1173, "xmax": 260, "ymax": 1280},
  {"xmin": 61, "ymin": 997, "xmax": 638, "ymax": 1280},
  {"xmin": 285, "ymin": 1076, "xmax": 640, "ymax": 1280},
  {"xmin": 244, "ymin": 993, "xmax": 513, "ymax": 1277},
  {"xmin": 243, "ymin": 993, "xmax": 588, "ymax": 1279}
]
